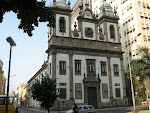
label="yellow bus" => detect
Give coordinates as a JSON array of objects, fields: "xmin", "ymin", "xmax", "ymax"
[{"xmin": 0, "ymin": 95, "xmax": 15, "ymax": 113}]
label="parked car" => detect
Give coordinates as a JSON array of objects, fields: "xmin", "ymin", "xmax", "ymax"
[{"xmin": 65, "ymin": 105, "xmax": 95, "ymax": 113}]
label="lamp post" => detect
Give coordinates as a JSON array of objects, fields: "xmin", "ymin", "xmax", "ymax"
[
  {"xmin": 6, "ymin": 36, "xmax": 16, "ymax": 113},
  {"xmin": 128, "ymin": 57, "xmax": 136, "ymax": 113}
]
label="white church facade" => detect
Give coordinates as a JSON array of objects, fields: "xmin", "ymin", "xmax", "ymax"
[{"xmin": 46, "ymin": 0, "xmax": 128, "ymax": 109}]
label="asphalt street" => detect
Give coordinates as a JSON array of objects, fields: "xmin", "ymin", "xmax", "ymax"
[{"xmin": 18, "ymin": 104, "xmax": 150, "ymax": 113}]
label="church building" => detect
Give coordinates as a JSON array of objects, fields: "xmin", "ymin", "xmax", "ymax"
[{"xmin": 46, "ymin": 0, "xmax": 128, "ymax": 109}]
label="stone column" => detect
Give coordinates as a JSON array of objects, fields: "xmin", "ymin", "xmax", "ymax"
[
  {"xmin": 103, "ymin": 21, "xmax": 108, "ymax": 41},
  {"xmin": 120, "ymin": 57, "xmax": 127, "ymax": 97},
  {"xmin": 51, "ymin": 50, "xmax": 57, "ymax": 80},
  {"xmin": 107, "ymin": 57, "xmax": 113, "ymax": 99},
  {"xmin": 69, "ymin": 54, "xmax": 74, "ymax": 99}
]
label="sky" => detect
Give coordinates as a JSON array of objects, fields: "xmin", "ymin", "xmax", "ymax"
[{"xmin": 0, "ymin": 0, "xmax": 77, "ymax": 92}]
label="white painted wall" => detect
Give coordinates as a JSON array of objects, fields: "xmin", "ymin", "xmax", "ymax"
[
  {"xmin": 73, "ymin": 55, "xmax": 110, "ymax": 103},
  {"xmin": 110, "ymin": 57, "xmax": 123, "ymax": 99},
  {"xmin": 107, "ymin": 22, "xmax": 119, "ymax": 43},
  {"xmin": 56, "ymin": 14, "xmax": 69, "ymax": 37},
  {"xmin": 56, "ymin": 53, "xmax": 70, "ymax": 100}
]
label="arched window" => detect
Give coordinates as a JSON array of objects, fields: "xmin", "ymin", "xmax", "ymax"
[
  {"xmin": 59, "ymin": 17, "xmax": 66, "ymax": 33},
  {"xmin": 110, "ymin": 25, "xmax": 115, "ymax": 40}
]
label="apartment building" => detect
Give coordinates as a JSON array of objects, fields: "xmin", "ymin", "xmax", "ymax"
[
  {"xmin": 0, "ymin": 60, "xmax": 5, "ymax": 95},
  {"xmin": 16, "ymin": 83, "xmax": 27, "ymax": 106}
]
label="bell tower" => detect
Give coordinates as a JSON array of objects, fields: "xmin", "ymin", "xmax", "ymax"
[{"xmin": 48, "ymin": 0, "xmax": 72, "ymax": 40}]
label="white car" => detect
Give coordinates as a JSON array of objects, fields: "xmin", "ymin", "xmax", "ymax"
[{"xmin": 65, "ymin": 105, "xmax": 95, "ymax": 113}]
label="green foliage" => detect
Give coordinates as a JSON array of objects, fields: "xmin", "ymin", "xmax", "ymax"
[
  {"xmin": 130, "ymin": 47, "xmax": 150, "ymax": 81},
  {"xmin": 129, "ymin": 47, "xmax": 150, "ymax": 101},
  {"xmin": 0, "ymin": 0, "xmax": 55, "ymax": 36},
  {"xmin": 31, "ymin": 76, "xmax": 57, "ymax": 112}
]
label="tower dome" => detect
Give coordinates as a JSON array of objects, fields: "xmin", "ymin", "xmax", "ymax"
[
  {"xmin": 56, "ymin": 0, "xmax": 66, "ymax": 3},
  {"xmin": 53, "ymin": 0, "xmax": 71, "ymax": 9},
  {"xmin": 99, "ymin": 0, "xmax": 114, "ymax": 18}
]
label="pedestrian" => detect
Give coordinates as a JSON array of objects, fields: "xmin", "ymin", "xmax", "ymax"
[
  {"xmin": 148, "ymin": 97, "xmax": 150, "ymax": 110},
  {"xmin": 15, "ymin": 106, "xmax": 18, "ymax": 113},
  {"xmin": 73, "ymin": 103, "xmax": 78, "ymax": 113}
]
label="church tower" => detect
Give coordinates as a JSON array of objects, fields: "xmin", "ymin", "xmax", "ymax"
[{"xmin": 48, "ymin": 0, "xmax": 72, "ymax": 40}]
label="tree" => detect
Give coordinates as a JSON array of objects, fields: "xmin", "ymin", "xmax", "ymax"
[
  {"xmin": 31, "ymin": 76, "xmax": 57, "ymax": 113},
  {"xmin": 0, "ymin": 0, "xmax": 55, "ymax": 36},
  {"xmin": 129, "ymin": 47, "xmax": 150, "ymax": 101}
]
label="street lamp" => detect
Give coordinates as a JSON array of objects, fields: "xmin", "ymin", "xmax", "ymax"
[
  {"xmin": 6, "ymin": 36, "xmax": 16, "ymax": 113},
  {"xmin": 128, "ymin": 57, "xmax": 136, "ymax": 113}
]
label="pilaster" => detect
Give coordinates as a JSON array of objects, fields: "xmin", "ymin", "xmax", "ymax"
[
  {"xmin": 120, "ymin": 57, "xmax": 127, "ymax": 97},
  {"xmin": 107, "ymin": 56, "xmax": 113, "ymax": 99},
  {"xmin": 52, "ymin": 51, "xmax": 57, "ymax": 80},
  {"xmin": 69, "ymin": 54, "xmax": 74, "ymax": 99},
  {"xmin": 103, "ymin": 21, "xmax": 108, "ymax": 41}
]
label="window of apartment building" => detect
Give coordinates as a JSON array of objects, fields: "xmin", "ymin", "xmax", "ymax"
[
  {"xmin": 102, "ymin": 83, "xmax": 108, "ymax": 98},
  {"xmin": 138, "ymin": 1, "xmax": 141, "ymax": 6},
  {"xmin": 59, "ymin": 88, "xmax": 66, "ymax": 99},
  {"xmin": 143, "ymin": 35, "xmax": 147, "ymax": 41},
  {"xmin": 148, "ymin": 36, "xmax": 150, "ymax": 41},
  {"xmin": 59, "ymin": 17, "xmax": 66, "ymax": 33},
  {"xmin": 143, "ymin": 3, "xmax": 146, "ymax": 8},
  {"xmin": 101, "ymin": 61, "xmax": 107, "ymax": 76},
  {"xmin": 122, "ymin": 10, "xmax": 124, "ymax": 15},
  {"xmin": 86, "ymin": 59, "xmax": 95, "ymax": 76},
  {"xmin": 59, "ymin": 61, "xmax": 66, "ymax": 75},
  {"xmin": 114, "ymin": 64, "xmax": 119, "ymax": 76},
  {"xmin": 127, "ymin": 29, "xmax": 129, "ymax": 34},
  {"xmin": 129, "ymin": 3, "xmax": 132, "ymax": 9},
  {"xmin": 132, "ymin": 25, "xmax": 135, "ymax": 31},
  {"xmin": 75, "ymin": 83, "xmax": 82, "ymax": 99},
  {"xmin": 110, "ymin": 25, "xmax": 115, "ymax": 40},
  {"xmin": 75, "ymin": 60, "xmax": 81, "ymax": 75},
  {"xmin": 147, "ymin": 4, "xmax": 150, "ymax": 9},
  {"xmin": 115, "ymin": 88, "xmax": 121, "ymax": 98}
]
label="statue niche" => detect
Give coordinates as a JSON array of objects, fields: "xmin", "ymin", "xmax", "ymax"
[{"xmin": 98, "ymin": 27, "xmax": 104, "ymax": 40}]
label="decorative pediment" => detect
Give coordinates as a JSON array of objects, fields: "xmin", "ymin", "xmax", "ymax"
[{"xmin": 83, "ymin": 9, "xmax": 96, "ymax": 20}]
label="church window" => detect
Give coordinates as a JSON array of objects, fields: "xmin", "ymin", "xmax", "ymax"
[
  {"xmin": 102, "ymin": 83, "xmax": 108, "ymax": 98},
  {"xmin": 59, "ymin": 17, "xmax": 66, "ymax": 33},
  {"xmin": 59, "ymin": 88, "xmax": 66, "ymax": 99},
  {"xmin": 86, "ymin": 60, "xmax": 95, "ymax": 76},
  {"xmin": 101, "ymin": 61, "xmax": 107, "ymax": 76},
  {"xmin": 110, "ymin": 25, "xmax": 115, "ymax": 40},
  {"xmin": 75, "ymin": 60, "xmax": 81, "ymax": 75},
  {"xmin": 115, "ymin": 88, "xmax": 121, "ymax": 98},
  {"xmin": 114, "ymin": 64, "xmax": 119, "ymax": 76},
  {"xmin": 75, "ymin": 83, "xmax": 82, "ymax": 99},
  {"xmin": 59, "ymin": 61, "xmax": 66, "ymax": 75}
]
